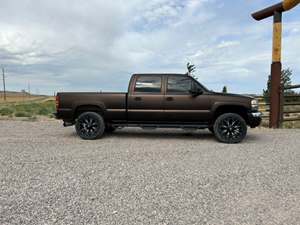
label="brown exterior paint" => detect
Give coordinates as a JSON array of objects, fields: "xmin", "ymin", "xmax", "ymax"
[
  {"xmin": 55, "ymin": 74, "xmax": 261, "ymax": 128},
  {"xmin": 163, "ymin": 75, "xmax": 211, "ymax": 122},
  {"xmin": 127, "ymin": 74, "xmax": 165, "ymax": 122}
]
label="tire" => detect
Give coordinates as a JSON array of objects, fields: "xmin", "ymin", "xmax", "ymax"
[
  {"xmin": 75, "ymin": 112, "xmax": 105, "ymax": 140},
  {"xmin": 208, "ymin": 127, "xmax": 214, "ymax": 134},
  {"xmin": 213, "ymin": 113, "xmax": 247, "ymax": 144}
]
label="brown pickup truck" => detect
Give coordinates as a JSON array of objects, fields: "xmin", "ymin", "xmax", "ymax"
[{"xmin": 55, "ymin": 73, "xmax": 262, "ymax": 143}]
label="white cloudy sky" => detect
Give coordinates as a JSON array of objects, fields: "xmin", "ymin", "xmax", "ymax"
[{"xmin": 0, "ymin": 0, "xmax": 299, "ymax": 95}]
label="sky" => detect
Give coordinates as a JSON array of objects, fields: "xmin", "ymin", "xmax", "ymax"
[{"xmin": 0, "ymin": 0, "xmax": 299, "ymax": 95}]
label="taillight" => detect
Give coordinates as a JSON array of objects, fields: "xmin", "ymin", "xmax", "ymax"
[{"xmin": 55, "ymin": 95, "xmax": 59, "ymax": 109}]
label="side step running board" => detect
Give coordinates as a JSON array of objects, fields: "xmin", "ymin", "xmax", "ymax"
[{"xmin": 113, "ymin": 123, "xmax": 209, "ymax": 129}]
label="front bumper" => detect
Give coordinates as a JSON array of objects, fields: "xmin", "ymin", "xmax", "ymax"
[{"xmin": 248, "ymin": 111, "xmax": 262, "ymax": 128}]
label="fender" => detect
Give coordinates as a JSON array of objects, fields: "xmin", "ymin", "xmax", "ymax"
[
  {"xmin": 72, "ymin": 101, "xmax": 106, "ymax": 118},
  {"xmin": 211, "ymin": 101, "xmax": 250, "ymax": 115}
]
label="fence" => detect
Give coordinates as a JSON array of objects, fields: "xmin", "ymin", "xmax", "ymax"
[{"xmin": 256, "ymin": 84, "xmax": 300, "ymax": 127}]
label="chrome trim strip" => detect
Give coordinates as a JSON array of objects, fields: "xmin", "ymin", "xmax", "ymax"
[
  {"xmin": 106, "ymin": 109, "xmax": 126, "ymax": 112},
  {"xmin": 251, "ymin": 112, "xmax": 262, "ymax": 117},
  {"xmin": 127, "ymin": 109, "xmax": 209, "ymax": 113}
]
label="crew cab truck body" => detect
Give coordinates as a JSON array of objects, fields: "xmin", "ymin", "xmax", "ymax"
[{"xmin": 55, "ymin": 74, "xmax": 262, "ymax": 143}]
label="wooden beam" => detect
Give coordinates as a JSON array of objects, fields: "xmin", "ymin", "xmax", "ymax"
[
  {"xmin": 252, "ymin": 0, "xmax": 300, "ymax": 21},
  {"xmin": 284, "ymin": 84, "xmax": 300, "ymax": 90},
  {"xmin": 283, "ymin": 0, "xmax": 300, "ymax": 10},
  {"xmin": 252, "ymin": 3, "xmax": 283, "ymax": 20}
]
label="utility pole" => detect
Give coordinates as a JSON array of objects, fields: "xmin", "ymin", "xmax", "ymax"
[
  {"xmin": 2, "ymin": 68, "xmax": 6, "ymax": 101},
  {"xmin": 28, "ymin": 82, "xmax": 31, "ymax": 96},
  {"xmin": 252, "ymin": 0, "xmax": 300, "ymax": 128}
]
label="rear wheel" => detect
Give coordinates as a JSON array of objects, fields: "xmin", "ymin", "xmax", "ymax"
[
  {"xmin": 213, "ymin": 113, "xmax": 247, "ymax": 143},
  {"xmin": 75, "ymin": 112, "xmax": 105, "ymax": 140}
]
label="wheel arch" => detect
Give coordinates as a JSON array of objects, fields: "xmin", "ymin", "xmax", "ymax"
[
  {"xmin": 73, "ymin": 104, "xmax": 105, "ymax": 120},
  {"xmin": 212, "ymin": 104, "xmax": 249, "ymax": 123}
]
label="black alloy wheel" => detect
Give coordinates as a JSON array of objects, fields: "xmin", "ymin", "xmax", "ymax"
[
  {"xmin": 213, "ymin": 113, "xmax": 247, "ymax": 143},
  {"xmin": 75, "ymin": 112, "xmax": 105, "ymax": 140}
]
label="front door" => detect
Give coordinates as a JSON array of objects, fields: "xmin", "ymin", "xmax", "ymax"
[
  {"xmin": 127, "ymin": 75, "xmax": 164, "ymax": 123},
  {"xmin": 164, "ymin": 75, "xmax": 211, "ymax": 123}
]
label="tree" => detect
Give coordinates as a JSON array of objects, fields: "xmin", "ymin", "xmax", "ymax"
[
  {"xmin": 263, "ymin": 68, "xmax": 294, "ymax": 102},
  {"xmin": 186, "ymin": 62, "xmax": 198, "ymax": 79},
  {"xmin": 222, "ymin": 86, "xmax": 227, "ymax": 93},
  {"xmin": 186, "ymin": 62, "xmax": 196, "ymax": 75}
]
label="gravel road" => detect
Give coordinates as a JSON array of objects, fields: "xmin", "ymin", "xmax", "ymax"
[{"xmin": 0, "ymin": 120, "xmax": 299, "ymax": 225}]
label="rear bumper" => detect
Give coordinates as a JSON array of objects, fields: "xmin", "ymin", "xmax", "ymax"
[
  {"xmin": 54, "ymin": 108, "xmax": 73, "ymax": 120},
  {"xmin": 247, "ymin": 111, "xmax": 262, "ymax": 128}
]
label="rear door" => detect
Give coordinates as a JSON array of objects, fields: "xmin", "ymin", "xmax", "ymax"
[
  {"xmin": 164, "ymin": 75, "xmax": 211, "ymax": 123},
  {"xmin": 127, "ymin": 75, "xmax": 164, "ymax": 122}
]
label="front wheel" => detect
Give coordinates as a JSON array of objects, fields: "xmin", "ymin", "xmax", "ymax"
[
  {"xmin": 75, "ymin": 112, "xmax": 105, "ymax": 140},
  {"xmin": 213, "ymin": 113, "xmax": 247, "ymax": 144}
]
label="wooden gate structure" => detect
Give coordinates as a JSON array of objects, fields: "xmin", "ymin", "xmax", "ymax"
[
  {"xmin": 257, "ymin": 84, "xmax": 300, "ymax": 127},
  {"xmin": 252, "ymin": 0, "xmax": 300, "ymax": 128}
]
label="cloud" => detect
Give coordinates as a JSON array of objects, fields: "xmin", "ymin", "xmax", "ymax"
[
  {"xmin": 0, "ymin": 0, "xmax": 299, "ymax": 95},
  {"xmin": 217, "ymin": 41, "xmax": 240, "ymax": 48}
]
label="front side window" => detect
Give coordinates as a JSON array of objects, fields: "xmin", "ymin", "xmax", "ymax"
[
  {"xmin": 167, "ymin": 76, "xmax": 192, "ymax": 93},
  {"xmin": 134, "ymin": 76, "xmax": 162, "ymax": 93}
]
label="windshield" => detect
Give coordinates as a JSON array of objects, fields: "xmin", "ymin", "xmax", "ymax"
[{"xmin": 190, "ymin": 77, "xmax": 209, "ymax": 92}]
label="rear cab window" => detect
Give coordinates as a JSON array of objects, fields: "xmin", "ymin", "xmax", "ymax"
[{"xmin": 134, "ymin": 76, "xmax": 162, "ymax": 93}]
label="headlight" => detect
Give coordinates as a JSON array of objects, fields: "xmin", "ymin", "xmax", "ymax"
[{"xmin": 251, "ymin": 99, "xmax": 259, "ymax": 110}]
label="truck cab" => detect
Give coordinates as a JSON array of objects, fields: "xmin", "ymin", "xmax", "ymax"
[{"xmin": 127, "ymin": 74, "xmax": 211, "ymax": 124}]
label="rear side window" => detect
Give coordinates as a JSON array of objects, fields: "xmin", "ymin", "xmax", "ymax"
[
  {"xmin": 134, "ymin": 76, "xmax": 162, "ymax": 93},
  {"xmin": 167, "ymin": 76, "xmax": 192, "ymax": 93}
]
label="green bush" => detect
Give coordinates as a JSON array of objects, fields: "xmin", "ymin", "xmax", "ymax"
[
  {"xmin": 15, "ymin": 103, "xmax": 36, "ymax": 113},
  {"xmin": 0, "ymin": 107, "xmax": 14, "ymax": 116},
  {"xmin": 38, "ymin": 107, "xmax": 50, "ymax": 115},
  {"xmin": 15, "ymin": 111, "xmax": 32, "ymax": 117}
]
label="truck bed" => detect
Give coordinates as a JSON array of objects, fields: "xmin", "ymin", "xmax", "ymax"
[{"xmin": 56, "ymin": 92, "xmax": 128, "ymax": 122}]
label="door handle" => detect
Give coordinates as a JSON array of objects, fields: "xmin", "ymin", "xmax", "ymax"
[
  {"xmin": 134, "ymin": 97, "xmax": 142, "ymax": 101},
  {"xmin": 166, "ymin": 97, "xmax": 174, "ymax": 101}
]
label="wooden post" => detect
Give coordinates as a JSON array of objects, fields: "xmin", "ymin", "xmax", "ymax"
[
  {"xmin": 279, "ymin": 83, "xmax": 284, "ymax": 128},
  {"xmin": 251, "ymin": 0, "xmax": 300, "ymax": 128},
  {"xmin": 270, "ymin": 11, "xmax": 282, "ymax": 128}
]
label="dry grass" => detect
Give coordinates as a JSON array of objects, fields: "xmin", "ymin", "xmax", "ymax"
[
  {"xmin": 0, "ymin": 95, "xmax": 49, "ymax": 104},
  {"xmin": 0, "ymin": 92, "xmax": 54, "ymax": 104},
  {"xmin": 0, "ymin": 96, "xmax": 44, "ymax": 103},
  {"xmin": 0, "ymin": 92, "xmax": 55, "ymax": 120}
]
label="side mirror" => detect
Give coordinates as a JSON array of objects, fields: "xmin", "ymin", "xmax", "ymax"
[{"xmin": 189, "ymin": 88, "xmax": 203, "ymax": 96}]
